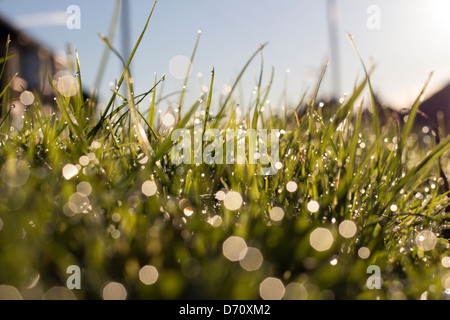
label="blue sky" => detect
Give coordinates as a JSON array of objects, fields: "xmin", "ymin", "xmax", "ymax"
[{"xmin": 1, "ymin": 0, "xmax": 450, "ymax": 112}]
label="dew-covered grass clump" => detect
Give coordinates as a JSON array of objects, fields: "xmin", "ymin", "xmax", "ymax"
[{"xmin": 0, "ymin": 2, "xmax": 449, "ymax": 300}]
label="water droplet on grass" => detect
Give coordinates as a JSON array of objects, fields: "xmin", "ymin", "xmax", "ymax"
[
  {"xmin": 415, "ymin": 230, "xmax": 437, "ymax": 251},
  {"xmin": 222, "ymin": 236, "xmax": 247, "ymax": 262},
  {"xmin": 310, "ymin": 228, "xmax": 333, "ymax": 252}
]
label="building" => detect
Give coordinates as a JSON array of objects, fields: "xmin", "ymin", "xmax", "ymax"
[
  {"xmin": 359, "ymin": 86, "xmax": 450, "ymax": 136},
  {"xmin": 417, "ymin": 83, "xmax": 450, "ymax": 135},
  {"xmin": 0, "ymin": 14, "xmax": 67, "ymax": 115}
]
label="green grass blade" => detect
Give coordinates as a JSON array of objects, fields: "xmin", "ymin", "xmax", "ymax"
[
  {"xmin": 203, "ymin": 68, "xmax": 215, "ymax": 137},
  {"xmin": 178, "ymin": 31, "xmax": 202, "ymax": 120},
  {"xmin": 347, "ymin": 33, "xmax": 380, "ymax": 138},
  {"xmin": 92, "ymin": 0, "xmax": 122, "ymax": 97}
]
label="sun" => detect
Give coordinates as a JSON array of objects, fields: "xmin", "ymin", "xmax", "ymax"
[{"xmin": 426, "ymin": 0, "xmax": 450, "ymax": 29}]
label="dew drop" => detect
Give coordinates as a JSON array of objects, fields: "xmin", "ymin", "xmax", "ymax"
[
  {"xmin": 222, "ymin": 236, "xmax": 247, "ymax": 262},
  {"xmin": 223, "ymin": 191, "xmax": 243, "ymax": 211},
  {"xmin": 415, "ymin": 230, "xmax": 437, "ymax": 252},
  {"xmin": 310, "ymin": 228, "xmax": 333, "ymax": 252},
  {"xmin": 142, "ymin": 181, "xmax": 157, "ymax": 197},
  {"xmin": 269, "ymin": 207, "xmax": 285, "ymax": 222},
  {"xmin": 62, "ymin": 164, "xmax": 78, "ymax": 180},
  {"xmin": 338, "ymin": 220, "xmax": 357, "ymax": 238},
  {"xmin": 139, "ymin": 265, "xmax": 159, "ymax": 285},
  {"xmin": 286, "ymin": 181, "xmax": 298, "ymax": 193}
]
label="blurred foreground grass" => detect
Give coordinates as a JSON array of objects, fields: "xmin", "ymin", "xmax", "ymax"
[{"xmin": 0, "ymin": 1, "xmax": 449, "ymax": 300}]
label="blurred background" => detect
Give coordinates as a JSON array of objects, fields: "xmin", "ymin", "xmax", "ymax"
[{"xmin": 0, "ymin": 0, "xmax": 450, "ymax": 116}]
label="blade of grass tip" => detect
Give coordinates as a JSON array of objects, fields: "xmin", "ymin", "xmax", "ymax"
[
  {"xmin": 262, "ymin": 66, "xmax": 275, "ymax": 107},
  {"xmin": 105, "ymin": 117, "xmax": 128, "ymax": 168},
  {"xmin": 99, "ymin": 34, "xmax": 126, "ymax": 68},
  {"xmin": 0, "ymin": 72, "xmax": 17, "ymax": 100},
  {"xmin": 178, "ymin": 30, "xmax": 202, "ymax": 120},
  {"xmin": 0, "ymin": 35, "xmax": 11, "ymax": 81},
  {"xmin": 65, "ymin": 44, "xmax": 75, "ymax": 74},
  {"xmin": 399, "ymin": 72, "xmax": 433, "ymax": 151},
  {"xmin": 251, "ymin": 49, "xmax": 264, "ymax": 130},
  {"xmin": 213, "ymin": 42, "xmax": 268, "ymax": 128},
  {"xmin": 74, "ymin": 49, "xmax": 85, "ymax": 120},
  {"xmin": 345, "ymin": 99, "xmax": 364, "ymax": 181},
  {"xmin": 347, "ymin": 33, "xmax": 380, "ymax": 138},
  {"xmin": 47, "ymin": 74, "xmax": 87, "ymax": 148},
  {"xmin": 319, "ymin": 71, "xmax": 371, "ymax": 156},
  {"xmin": 294, "ymin": 110, "xmax": 301, "ymax": 127},
  {"xmin": 0, "ymin": 105, "xmax": 12, "ymax": 129},
  {"xmin": 382, "ymin": 134, "xmax": 450, "ymax": 214},
  {"xmin": 134, "ymin": 104, "xmax": 159, "ymax": 142},
  {"xmin": 416, "ymin": 109, "xmax": 450, "ymax": 222},
  {"xmin": 295, "ymin": 89, "xmax": 308, "ymax": 115},
  {"xmin": 254, "ymin": 65, "xmax": 275, "ymax": 130},
  {"xmin": 310, "ymin": 59, "xmax": 328, "ymax": 111},
  {"xmin": 88, "ymin": 0, "xmax": 158, "ymax": 140},
  {"xmin": 134, "ymin": 74, "xmax": 166, "ymax": 106},
  {"xmin": 282, "ymin": 68, "xmax": 289, "ymax": 108},
  {"xmin": 261, "ymin": 66, "xmax": 275, "ymax": 121},
  {"xmin": 0, "ymin": 54, "xmax": 14, "ymax": 67},
  {"xmin": 92, "ymin": 0, "xmax": 121, "ymax": 98},
  {"xmin": 307, "ymin": 60, "xmax": 328, "ymax": 159},
  {"xmin": 202, "ymin": 68, "xmax": 215, "ymax": 138}
]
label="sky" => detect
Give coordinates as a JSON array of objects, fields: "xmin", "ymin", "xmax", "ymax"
[{"xmin": 0, "ymin": 0, "xmax": 450, "ymax": 113}]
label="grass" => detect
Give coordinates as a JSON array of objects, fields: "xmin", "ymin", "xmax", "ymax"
[{"xmin": 0, "ymin": 1, "xmax": 449, "ymax": 300}]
